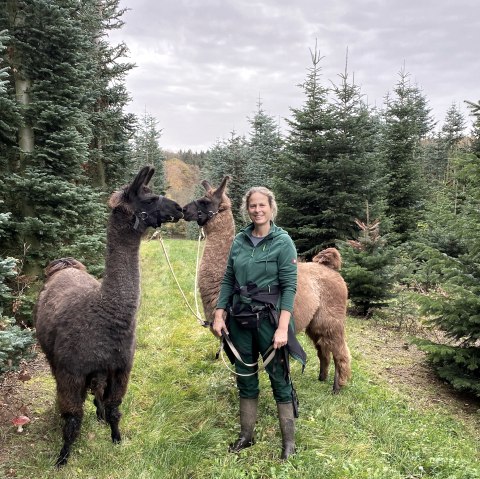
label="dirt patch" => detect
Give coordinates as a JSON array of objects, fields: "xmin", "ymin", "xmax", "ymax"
[
  {"xmin": 0, "ymin": 345, "xmax": 53, "ymax": 471},
  {"xmin": 351, "ymin": 320, "xmax": 480, "ymax": 430}
]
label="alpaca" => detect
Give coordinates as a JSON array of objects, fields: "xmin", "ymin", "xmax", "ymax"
[
  {"xmin": 34, "ymin": 166, "xmax": 184, "ymax": 467},
  {"xmin": 182, "ymin": 177, "xmax": 351, "ymax": 393}
]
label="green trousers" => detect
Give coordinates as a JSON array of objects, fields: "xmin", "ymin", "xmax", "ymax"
[{"xmin": 229, "ymin": 314, "xmax": 293, "ymax": 403}]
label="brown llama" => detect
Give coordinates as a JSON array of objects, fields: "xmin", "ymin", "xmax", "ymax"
[
  {"xmin": 182, "ymin": 177, "xmax": 351, "ymax": 393},
  {"xmin": 34, "ymin": 167, "xmax": 184, "ymax": 467}
]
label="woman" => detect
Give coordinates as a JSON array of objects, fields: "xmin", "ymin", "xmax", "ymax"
[{"xmin": 212, "ymin": 186, "xmax": 306, "ymax": 460}]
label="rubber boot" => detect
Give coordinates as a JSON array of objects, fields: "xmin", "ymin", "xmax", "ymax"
[
  {"xmin": 228, "ymin": 397, "xmax": 258, "ymax": 452},
  {"xmin": 277, "ymin": 402, "xmax": 295, "ymax": 459}
]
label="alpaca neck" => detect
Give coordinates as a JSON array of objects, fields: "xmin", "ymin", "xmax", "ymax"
[{"xmin": 100, "ymin": 209, "xmax": 141, "ymax": 309}]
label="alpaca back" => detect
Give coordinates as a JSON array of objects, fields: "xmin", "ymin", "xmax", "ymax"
[{"xmin": 294, "ymin": 262, "xmax": 348, "ymax": 333}]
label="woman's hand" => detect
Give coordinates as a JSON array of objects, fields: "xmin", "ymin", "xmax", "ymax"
[
  {"xmin": 212, "ymin": 309, "xmax": 228, "ymax": 337},
  {"xmin": 273, "ymin": 326, "xmax": 288, "ymax": 349},
  {"xmin": 273, "ymin": 310, "xmax": 291, "ymax": 349}
]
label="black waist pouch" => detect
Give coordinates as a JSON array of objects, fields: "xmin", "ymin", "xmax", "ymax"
[{"xmin": 230, "ymin": 305, "xmax": 265, "ymax": 329}]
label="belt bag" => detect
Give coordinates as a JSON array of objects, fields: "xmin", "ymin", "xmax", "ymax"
[{"xmin": 230, "ymin": 306, "xmax": 265, "ymax": 329}]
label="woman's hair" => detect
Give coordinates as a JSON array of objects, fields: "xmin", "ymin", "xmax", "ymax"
[{"xmin": 240, "ymin": 186, "xmax": 278, "ymax": 222}]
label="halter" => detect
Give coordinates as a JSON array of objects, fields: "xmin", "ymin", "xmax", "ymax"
[
  {"xmin": 193, "ymin": 199, "xmax": 219, "ymax": 223},
  {"xmin": 132, "ymin": 196, "xmax": 180, "ymax": 231}
]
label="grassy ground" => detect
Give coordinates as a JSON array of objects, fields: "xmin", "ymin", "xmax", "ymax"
[{"xmin": 1, "ymin": 238, "xmax": 479, "ymax": 479}]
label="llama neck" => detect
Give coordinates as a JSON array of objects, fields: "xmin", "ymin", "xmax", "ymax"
[
  {"xmin": 100, "ymin": 210, "xmax": 141, "ymax": 309},
  {"xmin": 199, "ymin": 208, "xmax": 235, "ymax": 320}
]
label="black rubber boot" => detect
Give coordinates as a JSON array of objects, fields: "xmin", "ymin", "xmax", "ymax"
[
  {"xmin": 228, "ymin": 397, "xmax": 258, "ymax": 453},
  {"xmin": 277, "ymin": 402, "xmax": 295, "ymax": 460}
]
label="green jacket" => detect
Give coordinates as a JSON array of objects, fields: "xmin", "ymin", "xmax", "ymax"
[{"xmin": 216, "ymin": 222, "xmax": 298, "ymax": 313}]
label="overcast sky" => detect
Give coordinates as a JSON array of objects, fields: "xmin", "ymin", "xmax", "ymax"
[{"xmin": 107, "ymin": 0, "xmax": 479, "ymax": 152}]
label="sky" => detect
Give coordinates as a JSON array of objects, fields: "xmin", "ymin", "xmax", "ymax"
[{"xmin": 107, "ymin": 0, "xmax": 480, "ymax": 152}]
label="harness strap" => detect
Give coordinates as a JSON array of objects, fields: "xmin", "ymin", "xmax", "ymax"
[{"xmin": 219, "ymin": 332, "xmax": 277, "ymax": 376}]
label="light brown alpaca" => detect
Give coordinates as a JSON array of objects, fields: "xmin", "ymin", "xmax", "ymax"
[{"xmin": 182, "ymin": 177, "xmax": 351, "ymax": 392}]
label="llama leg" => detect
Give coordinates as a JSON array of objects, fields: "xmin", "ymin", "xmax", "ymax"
[
  {"xmin": 56, "ymin": 412, "xmax": 83, "ymax": 467},
  {"xmin": 104, "ymin": 369, "xmax": 130, "ymax": 443},
  {"xmin": 331, "ymin": 340, "xmax": 351, "ymax": 394},
  {"xmin": 55, "ymin": 374, "xmax": 87, "ymax": 467}
]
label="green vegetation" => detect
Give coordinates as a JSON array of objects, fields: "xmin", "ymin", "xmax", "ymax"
[{"xmin": 2, "ymin": 239, "xmax": 478, "ymax": 479}]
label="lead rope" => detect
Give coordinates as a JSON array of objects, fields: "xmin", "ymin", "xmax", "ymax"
[
  {"xmin": 149, "ymin": 230, "xmax": 209, "ymax": 327},
  {"xmin": 151, "ymin": 229, "xmax": 275, "ymax": 375}
]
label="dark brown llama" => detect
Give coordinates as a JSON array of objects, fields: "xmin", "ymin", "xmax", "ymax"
[
  {"xmin": 182, "ymin": 177, "xmax": 351, "ymax": 393},
  {"xmin": 34, "ymin": 167, "xmax": 183, "ymax": 467}
]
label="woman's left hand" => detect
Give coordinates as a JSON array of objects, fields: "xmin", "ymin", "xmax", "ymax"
[{"xmin": 273, "ymin": 327, "xmax": 288, "ymax": 349}]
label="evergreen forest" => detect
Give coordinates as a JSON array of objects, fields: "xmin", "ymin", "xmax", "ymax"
[{"xmin": 1, "ymin": 0, "xmax": 479, "ymax": 404}]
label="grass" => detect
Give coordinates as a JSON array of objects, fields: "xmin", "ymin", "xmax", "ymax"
[{"xmin": 1, "ymin": 238, "xmax": 479, "ymax": 479}]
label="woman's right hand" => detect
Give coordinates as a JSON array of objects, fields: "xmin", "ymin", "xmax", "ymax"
[{"xmin": 212, "ymin": 309, "xmax": 228, "ymax": 337}]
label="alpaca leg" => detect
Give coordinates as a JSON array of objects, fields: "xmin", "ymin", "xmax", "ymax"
[
  {"xmin": 317, "ymin": 343, "xmax": 331, "ymax": 382},
  {"xmin": 331, "ymin": 340, "xmax": 351, "ymax": 394},
  {"xmin": 306, "ymin": 328, "xmax": 330, "ymax": 382},
  {"xmin": 104, "ymin": 370, "xmax": 130, "ymax": 443},
  {"xmin": 55, "ymin": 374, "xmax": 87, "ymax": 467}
]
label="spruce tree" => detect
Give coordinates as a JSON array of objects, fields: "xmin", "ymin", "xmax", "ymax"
[
  {"xmin": 340, "ymin": 208, "xmax": 394, "ymax": 316},
  {"xmin": 202, "ymin": 132, "xmax": 249, "ymax": 229},
  {"xmin": 414, "ymin": 151, "xmax": 480, "ymax": 397},
  {"xmin": 245, "ymin": 98, "xmax": 282, "ymax": 190},
  {"xmin": 276, "ymin": 47, "xmax": 377, "ymax": 256},
  {"xmin": 130, "ymin": 111, "xmax": 166, "ymax": 193},
  {"xmin": 0, "ymin": 0, "xmax": 108, "ymax": 274},
  {"xmin": 380, "ymin": 69, "xmax": 434, "ymax": 243}
]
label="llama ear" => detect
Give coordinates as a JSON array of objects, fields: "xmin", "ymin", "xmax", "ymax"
[
  {"xmin": 144, "ymin": 167, "xmax": 155, "ymax": 186},
  {"xmin": 201, "ymin": 180, "xmax": 212, "ymax": 191},
  {"xmin": 215, "ymin": 175, "xmax": 231, "ymax": 197},
  {"xmin": 129, "ymin": 166, "xmax": 151, "ymax": 195}
]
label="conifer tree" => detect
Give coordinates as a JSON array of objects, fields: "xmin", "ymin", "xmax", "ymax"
[
  {"xmin": 276, "ymin": 47, "xmax": 377, "ymax": 256},
  {"xmin": 130, "ymin": 111, "xmax": 166, "ymax": 193},
  {"xmin": 0, "ymin": 0, "xmax": 130, "ymax": 274},
  {"xmin": 340, "ymin": 207, "xmax": 394, "ymax": 316},
  {"xmin": 203, "ymin": 132, "xmax": 249, "ymax": 229},
  {"xmin": 380, "ymin": 69, "xmax": 434, "ymax": 243},
  {"xmin": 245, "ymin": 98, "xmax": 282, "ymax": 190},
  {"xmin": 414, "ymin": 151, "xmax": 480, "ymax": 397}
]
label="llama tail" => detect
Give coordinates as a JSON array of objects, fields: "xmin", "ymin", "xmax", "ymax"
[
  {"xmin": 312, "ymin": 248, "xmax": 342, "ymax": 271},
  {"xmin": 44, "ymin": 257, "xmax": 87, "ymax": 279}
]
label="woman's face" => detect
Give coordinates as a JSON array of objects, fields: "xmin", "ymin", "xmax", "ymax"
[{"xmin": 247, "ymin": 192, "xmax": 273, "ymax": 228}]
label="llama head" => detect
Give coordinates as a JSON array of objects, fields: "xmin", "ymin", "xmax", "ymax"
[
  {"xmin": 109, "ymin": 166, "xmax": 184, "ymax": 231},
  {"xmin": 182, "ymin": 175, "xmax": 231, "ymax": 226}
]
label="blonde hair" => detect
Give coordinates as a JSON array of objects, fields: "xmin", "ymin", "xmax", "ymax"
[{"xmin": 241, "ymin": 186, "xmax": 278, "ymax": 222}]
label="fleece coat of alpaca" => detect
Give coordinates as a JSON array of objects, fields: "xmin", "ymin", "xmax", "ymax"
[
  {"xmin": 183, "ymin": 178, "xmax": 351, "ymax": 392},
  {"xmin": 34, "ymin": 167, "xmax": 183, "ymax": 467}
]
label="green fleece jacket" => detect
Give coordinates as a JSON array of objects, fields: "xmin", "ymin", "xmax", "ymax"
[{"xmin": 216, "ymin": 222, "xmax": 298, "ymax": 312}]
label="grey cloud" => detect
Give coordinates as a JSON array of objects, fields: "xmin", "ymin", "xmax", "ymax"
[{"xmin": 110, "ymin": 0, "xmax": 480, "ymax": 150}]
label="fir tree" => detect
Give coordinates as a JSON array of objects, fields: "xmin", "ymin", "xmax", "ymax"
[
  {"xmin": 413, "ymin": 144, "xmax": 480, "ymax": 397},
  {"xmin": 203, "ymin": 132, "xmax": 249, "ymax": 229},
  {"xmin": 0, "ymin": 0, "xmax": 117, "ymax": 274},
  {"xmin": 276, "ymin": 46, "xmax": 377, "ymax": 256},
  {"xmin": 245, "ymin": 98, "xmax": 282, "ymax": 190},
  {"xmin": 130, "ymin": 111, "xmax": 166, "ymax": 193},
  {"xmin": 380, "ymin": 68, "xmax": 434, "ymax": 243},
  {"xmin": 340, "ymin": 207, "xmax": 394, "ymax": 316}
]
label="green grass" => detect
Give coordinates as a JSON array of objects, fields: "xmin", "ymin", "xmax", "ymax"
[{"xmin": 2, "ymin": 238, "xmax": 480, "ymax": 479}]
